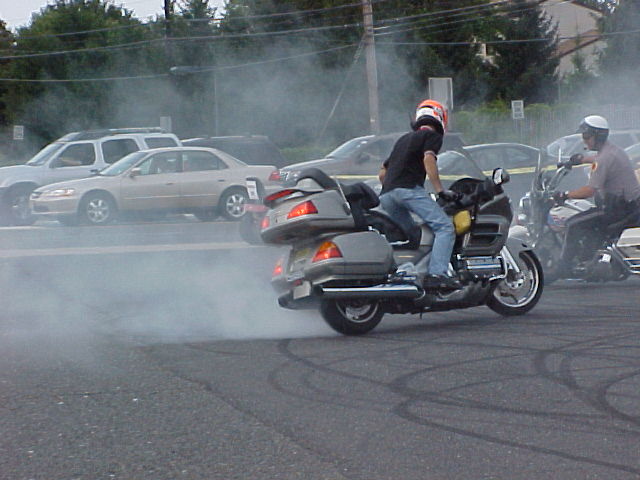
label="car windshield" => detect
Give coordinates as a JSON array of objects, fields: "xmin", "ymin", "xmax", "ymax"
[
  {"xmin": 326, "ymin": 137, "xmax": 372, "ymax": 159},
  {"xmin": 26, "ymin": 143, "xmax": 65, "ymax": 166},
  {"xmin": 100, "ymin": 151, "xmax": 148, "ymax": 176}
]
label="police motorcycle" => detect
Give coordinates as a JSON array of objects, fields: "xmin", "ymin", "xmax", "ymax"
[
  {"xmin": 260, "ymin": 167, "xmax": 543, "ymax": 335},
  {"xmin": 511, "ymin": 152, "xmax": 640, "ymax": 283}
]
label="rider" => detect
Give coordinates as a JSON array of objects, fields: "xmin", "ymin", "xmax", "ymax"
[
  {"xmin": 554, "ymin": 114, "xmax": 640, "ymax": 270},
  {"xmin": 378, "ymin": 99, "xmax": 460, "ymax": 290}
]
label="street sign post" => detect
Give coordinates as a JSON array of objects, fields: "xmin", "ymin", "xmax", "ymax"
[{"xmin": 511, "ymin": 100, "xmax": 525, "ymax": 120}]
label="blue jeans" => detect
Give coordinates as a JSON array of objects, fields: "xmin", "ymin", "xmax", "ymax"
[{"xmin": 379, "ymin": 186, "xmax": 455, "ymax": 276}]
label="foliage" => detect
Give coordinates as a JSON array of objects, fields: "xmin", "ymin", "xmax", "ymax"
[
  {"xmin": 598, "ymin": 0, "xmax": 640, "ymax": 75},
  {"xmin": 486, "ymin": 0, "xmax": 559, "ymax": 104},
  {"xmin": 0, "ymin": 0, "xmax": 570, "ymax": 149}
]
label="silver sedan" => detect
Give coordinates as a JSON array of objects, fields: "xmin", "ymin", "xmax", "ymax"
[{"xmin": 30, "ymin": 147, "xmax": 281, "ymax": 225}]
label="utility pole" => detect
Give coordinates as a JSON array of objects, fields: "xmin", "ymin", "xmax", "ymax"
[
  {"xmin": 164, "ymin": 0, "xmax": 174, "ymax": 62},
  {"xmin": 362, "ymin": 0, "xmax": 380, "ymax": 134}
]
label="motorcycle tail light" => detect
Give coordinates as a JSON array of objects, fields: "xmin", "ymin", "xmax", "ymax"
[
  {"xmin": 261, "ymin": 215, "xmax": 270, "ymax": 229},
  {"xmin": 272, "ymin": 257, "xmax": 284, "ymax": 277},
  {"xmin": 264, "ymin": 189, "xmax": 298, "ymax": 203},
  {"xmin": 268, "ymin": 170, "xmax": 282, "ymax": 181},
  {"xmin": 287, "ymin": 200, "xmax": 318, "ymax": 219},
  {"xmin": 312, "ymin": 241, "xmax": 342, "ymax": 263}
]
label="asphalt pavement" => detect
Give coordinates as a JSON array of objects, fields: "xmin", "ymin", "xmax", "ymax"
[{"xmin": 1, "ymin": 221, "xmax": 639, "ymax": 479}]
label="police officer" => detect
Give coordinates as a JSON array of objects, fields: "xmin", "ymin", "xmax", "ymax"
[
  {"xmin": 554, "ymin": 115, "xmax": 640, "ymax": 271},
  {"xmin": 378, "ymin": 99, "xmax": 459, "ymax": 290}
]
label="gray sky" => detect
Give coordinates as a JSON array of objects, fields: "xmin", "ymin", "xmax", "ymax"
[{"xmin": 1, "ymin": 0, "xmax": 225, "ymax": 31}]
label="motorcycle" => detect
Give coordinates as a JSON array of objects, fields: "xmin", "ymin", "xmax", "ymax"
[
  {"xmin": 511, "ymin": 153, "xmax": 640, "ymax": 283},
  {"xmin": 260, "ymin": 167, "xmax": 544, "ymax": 335}
]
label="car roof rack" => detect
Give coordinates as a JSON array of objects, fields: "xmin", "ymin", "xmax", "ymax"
[{"xmin": 59, "ymin": 127, "xmax": 168, "ymax": 141}]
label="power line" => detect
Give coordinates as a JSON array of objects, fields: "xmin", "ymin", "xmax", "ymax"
[{"xmin": 0, "ymin": 43, "xmax": 358, "ymax": 83}]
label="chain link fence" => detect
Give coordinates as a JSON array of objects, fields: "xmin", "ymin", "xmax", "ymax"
[{"xmin": 454, "ymin": 104, "xmax": 640, "ymax": 149}]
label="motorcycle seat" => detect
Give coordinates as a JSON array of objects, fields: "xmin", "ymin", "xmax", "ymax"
[
  {"xmin": 605, "ymin": 211, "xmax": 640, "ymax": 236},
  {"xmin": 365, "ymin": 209, "xmax": 422, "ymax": 249}
]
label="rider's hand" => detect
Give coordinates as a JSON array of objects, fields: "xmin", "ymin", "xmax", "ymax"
[
  {"xmin": 569, "ymin": 153, "xmax": 584, "ymax": 165},
  {"xmin": 438, "ymin": 189, "xmax": 459, "ymax": 202},
  {"xmin": 553, "ymin": 191, "xmax": 568, "ymax": 205}
]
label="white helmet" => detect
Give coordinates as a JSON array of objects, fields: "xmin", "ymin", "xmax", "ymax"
[{"xmin": 578, "ymin": 115, "xmax": 609, "ymax": 146}]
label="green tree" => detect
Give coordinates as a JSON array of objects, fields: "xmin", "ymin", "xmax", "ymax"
[
  {"xmin": 486, "ymin": 0, "xmax": 559, "ymax": 104},
  {"xmin": 598, "ymin": 0, "xmax": 640, "ymax": 72},
  {"xmin": 0, "ymin": 20, "xmax": 15, "ymax": 128},
  {"xmin": 4, "ymin": 0, "xmax": 163, "ymax": 142}
]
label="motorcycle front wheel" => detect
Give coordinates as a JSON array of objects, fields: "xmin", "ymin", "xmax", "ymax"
[
  {"xmin": 487, "ymin": 250, "xmax": 544, "ymax": 316},
  {"xmin": 320, "ymin": 299, "xmax": 384, "ymax": 335}
]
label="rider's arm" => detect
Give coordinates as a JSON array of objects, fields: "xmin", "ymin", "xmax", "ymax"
[
  {"xmin": 423, "ymin": 151, "xmax": 443, "ymax": 193},
  {"xmin": 567, "ymin": 185, "xmax": 595, "ymax": 199}
]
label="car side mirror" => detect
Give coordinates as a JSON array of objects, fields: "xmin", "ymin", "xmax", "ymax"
[
  {"xmin": 492, "ymin": 167, "xmax": 510, "ymax": 185},
  {"xmin": 129, "ymin": 167, "xmax": 142, "ymax": 177}
]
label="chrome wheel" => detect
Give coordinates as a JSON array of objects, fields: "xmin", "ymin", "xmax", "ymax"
[
  {"xmin": 220, "ymin": 189, "xmax": 247, "ymax": 220},
  {"xmin": 81, "ymin": 193, "xmax": 116, "ymax": 225},
  {"xmin": 488, "ymin": 250, "xmax": 543, "ymax": 316},
  {"xmin": 320, "ymin": 299, "xmax": 384, "ymax": 335}
]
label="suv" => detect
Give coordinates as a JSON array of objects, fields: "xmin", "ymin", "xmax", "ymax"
[
  {"xmin": 181, "ymin": 135, "xmax": 291, "ymax": 169},
  {"xmin": 0, "ymin": 128, "xmax": 181, "ymax": 225}
]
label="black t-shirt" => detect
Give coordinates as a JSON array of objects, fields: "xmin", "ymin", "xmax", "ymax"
[{"xmin": 380, "ymin": 129, "xmax": 443, "ymax": 194}]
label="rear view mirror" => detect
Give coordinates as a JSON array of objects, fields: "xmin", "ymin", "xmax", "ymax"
[{"xmin": 129, "ymin": 167, "xmax": 142, "ymax": 177}]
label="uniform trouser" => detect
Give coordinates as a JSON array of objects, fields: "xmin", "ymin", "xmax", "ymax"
[
  {"xmin": 379, "ymin": 186, "xmax": 455, "ymax": 276},
  {"xmin": 559, "ymin": 202, "xmax": 640, "ymax": 265},
  {"xmin": 559, "ymin": 207, "xmax": 606, "ymax": 266}
]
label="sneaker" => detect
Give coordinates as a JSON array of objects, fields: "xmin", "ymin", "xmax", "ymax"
[{"xmin": 423, "ymin": 274, "xmax": 462, "ymax": 291}]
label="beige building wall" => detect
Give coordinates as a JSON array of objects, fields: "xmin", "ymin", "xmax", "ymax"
[{"xmin": 540, "ymin": 0, "xmax": 604, "ymax": 75}]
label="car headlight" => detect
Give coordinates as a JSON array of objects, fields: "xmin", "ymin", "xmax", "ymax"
[{"xmin": 42, "ymin": 188, "xmax": 76, "ymax": 197}]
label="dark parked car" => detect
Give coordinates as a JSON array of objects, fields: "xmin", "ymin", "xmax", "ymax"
[
  {"xmin": 464, "ymin": 142, "xmax": 588, "ymax": 201},
  {"xmin": 280, "ymin": 131, "xmax": 466, "ymax": 185},
  {"xmin": 182, "ymin": 135, "xmax": 291, "ymax": 169}
]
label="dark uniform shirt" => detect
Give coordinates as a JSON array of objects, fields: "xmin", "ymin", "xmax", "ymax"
[{"xmin": 380, "ymin": 129, "xmax": 443, "ymax": 195}]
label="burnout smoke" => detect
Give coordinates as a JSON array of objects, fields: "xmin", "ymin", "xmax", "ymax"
[{"xmin": 0, "ymin": 238, "xmax": 334, "ymax": 360}]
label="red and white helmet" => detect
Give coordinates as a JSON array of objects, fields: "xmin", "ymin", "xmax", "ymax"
[{"xmin": 413, "ymin": 99, "xmax": 447, "ymax": 135}]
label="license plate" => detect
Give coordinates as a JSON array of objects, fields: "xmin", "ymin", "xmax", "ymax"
[{"xmin": 293, "ymin": 281, "xmax": 312, "ymax": 299}]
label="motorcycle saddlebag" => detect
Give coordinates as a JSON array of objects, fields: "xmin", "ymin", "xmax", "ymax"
[
  {"xmin": 261, "ymin": 189, "xmax": 356, "ymax": 244},
  {"xmin": 285, "ymin": 231, "xmax": 394, "ymax": 286}
]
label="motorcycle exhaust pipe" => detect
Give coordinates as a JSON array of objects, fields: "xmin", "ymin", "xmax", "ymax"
[{"xmin": 319, "ymin": 284, "xmax": 423, "ymax": 299}]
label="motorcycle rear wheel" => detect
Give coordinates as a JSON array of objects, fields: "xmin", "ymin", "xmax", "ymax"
[
  {"xmin": 487, "ymin": 250, "xmax": 543, "ymax": 316},
  {"xmin": 320, "ymin": 299, "xmax": 384, "ymax": 335}
]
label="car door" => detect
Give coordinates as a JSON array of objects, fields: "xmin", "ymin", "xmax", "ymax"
[
  {"xmin": 119, "ymin": 151, "xmax": 182, "ymax": 211},
  {"xmin": 46, "ymin": 142, "xmax": 99, "ymax": 183},
  {"xmin": 179, "ymin": 150, "xmax": 231, "ymax": 208}
]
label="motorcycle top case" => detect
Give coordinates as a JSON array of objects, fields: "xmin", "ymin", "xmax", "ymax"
[{"xmin": 261, "ymin": 189, "xmax": 356, "ymax": 244}]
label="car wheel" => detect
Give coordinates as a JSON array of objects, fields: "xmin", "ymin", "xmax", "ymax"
[
  {"xmin": 194, "ymin": 208, "xmax": 218, "ymax": 222},
  {"xmin": 79, "ymin": 192, "xmax": 117, "ymax": 225},
  {"xmin": 5, "ymin": 185, "xmax": 36, "ymax": 226},
  {"xmin": 219, "ymin": 188, "xmax": 247, "ymax": 221}
]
